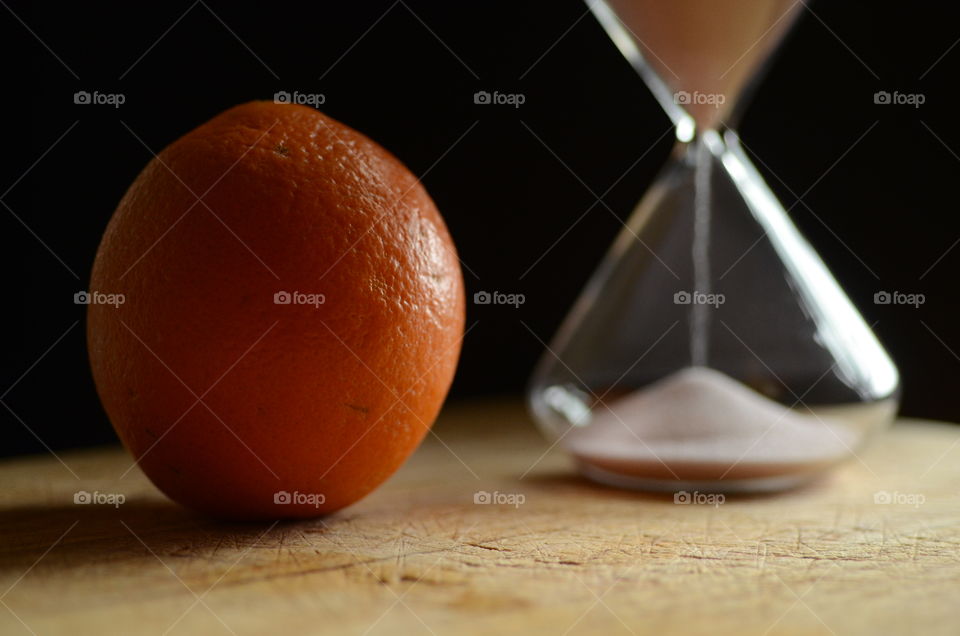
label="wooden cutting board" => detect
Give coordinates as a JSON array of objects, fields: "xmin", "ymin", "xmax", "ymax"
[{"xmin": 1, "ymin": 401, "xmax": 958, "ymax": 636}]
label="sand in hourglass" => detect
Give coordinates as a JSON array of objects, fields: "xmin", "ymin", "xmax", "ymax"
[
  {"xmin": 606, "ymin": 0, "xmax": 803, "ymax": 128},
  {"xmin": 564, "ymin": 367, "xmax": 896, "ymax": 487}
]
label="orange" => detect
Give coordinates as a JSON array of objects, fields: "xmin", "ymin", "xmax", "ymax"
[{"xmin": 87, "ymin": 101, "xmax": 465, "ymax": 519}]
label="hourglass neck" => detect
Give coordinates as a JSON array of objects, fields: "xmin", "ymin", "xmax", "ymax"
[{"xmin": 669, "ymin": 127, "xmax": 730, "ymax": 162}]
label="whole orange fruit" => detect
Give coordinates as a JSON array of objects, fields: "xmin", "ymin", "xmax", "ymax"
[{"xmin": 88, "ymin": 101, "xmax": 465, "ymax": 519}]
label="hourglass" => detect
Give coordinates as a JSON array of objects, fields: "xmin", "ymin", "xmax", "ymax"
[{"xmin": 527, "ymin": 0, "xmax": 900, "ymax": 492}]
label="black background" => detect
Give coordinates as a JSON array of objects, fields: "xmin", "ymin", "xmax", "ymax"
[{"xmin": 7, "ymin": 1, "xmax": 960, "ymax": 457}]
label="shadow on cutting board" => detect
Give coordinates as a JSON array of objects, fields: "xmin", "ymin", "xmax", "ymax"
[{"xmin": 0, "ymin": 499, "xmax": 342, "ymax": 576}]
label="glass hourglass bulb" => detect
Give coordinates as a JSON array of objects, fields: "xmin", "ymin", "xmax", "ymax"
[{"xmin": 527, "ymin": 0, "xmax": 900, "ymax": 493}]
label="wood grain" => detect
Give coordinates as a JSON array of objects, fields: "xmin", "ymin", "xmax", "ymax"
[{"xmin": 1, "ymin": 401, "xmax": 959, "ymax": 636}]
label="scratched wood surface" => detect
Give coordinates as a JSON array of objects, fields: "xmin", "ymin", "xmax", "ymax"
[{"xmin": 1, "ymin": 401, "xmax": 959, "ymax": 636}]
